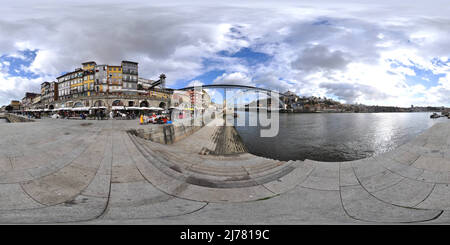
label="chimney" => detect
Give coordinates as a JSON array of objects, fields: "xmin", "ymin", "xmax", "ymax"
[{"xmin": 159, "ymin": 73, "xmax": 166, "ymax": 89}]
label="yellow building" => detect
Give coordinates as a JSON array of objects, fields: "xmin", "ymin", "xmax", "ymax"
[
  {"xmin": 56, "ymin": 60, "xmax": 139, "ymax": 100},
  {"xmin": 107, "ymin": 65, "xmax": 122, "ymax": 92}
]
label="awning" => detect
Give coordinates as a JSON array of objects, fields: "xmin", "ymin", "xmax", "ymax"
[
  {"xmin": 148, "ymin": 107, "xmax": 164, "ymax": 111},
  {"xmin": 126, "ymin": 106, "xmax": 143, "ymax": 110},
  {"xmin": 112, "ymin": 106, "xmax": 126, "ymax": 110},
  {"xmin": 72, "ymin": 107, "xmax": 90, "ymax": 111},
  {"xmin": 91, "ymin": 106, "xmax": 106, "ymax": 109},
  {"xmin": 171, "ymin": 107, "xmax": 194, "ymax": 111}
]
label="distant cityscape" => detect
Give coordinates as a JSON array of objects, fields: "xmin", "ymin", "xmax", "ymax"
[{"xmin": 279, "ymin": 91, "xmax": 448, "ymax": 113}]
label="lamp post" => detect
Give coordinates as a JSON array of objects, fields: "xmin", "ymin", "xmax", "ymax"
[{"xmin": 106, "ymin": 74, "xmax": 112, "ymax": 114}]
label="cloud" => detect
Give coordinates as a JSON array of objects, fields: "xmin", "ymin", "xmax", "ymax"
[
  {"xmin": 291, "ymin": 45, "xmax": 351, "ymax": 72},
  {"xmin": 0, "ymin": 72, "xmax": 50, "ymax": 105},
  {"xmin": 319, "ymin": 82, "xmax": 391, "ymax": 104},
  {"xmin": 213, "ymin": 72, "xmax": 254, "ymax": 86},
  {"xmin": 186, "ymin": 80, "xmax": 204, "ymax": 87}
]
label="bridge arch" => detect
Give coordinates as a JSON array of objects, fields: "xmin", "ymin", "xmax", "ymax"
[{"xmin": 94, "ymin": 100, "xmax": 106, "ymax": 107}]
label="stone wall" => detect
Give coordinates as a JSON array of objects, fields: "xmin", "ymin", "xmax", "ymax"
[
  {"xmin": 130, "ymin": 124, "xmax": 202, "ymax": 144},
  {"xmin": 129, "ymin": 113, "xmax": 217, "ymax": 145}
]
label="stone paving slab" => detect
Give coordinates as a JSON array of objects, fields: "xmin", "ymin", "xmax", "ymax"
[
  {"xmin": 352, "ymin": 158, "xmax": 386, "ymax": 178},
  {"xmin": 167, "ymin": 187, "xmax": 356, "ymax": 224},
  {"xmin": 358, "ymin": 170, "xmax": 405, "ymax": 193},
  {"xmin": 380, "ymin": 158, "xmax": 425, "ymax": 179},
  {"xmin": 341, "ymin": 185, "xmax": 441, "ymax": 223},
  {"xmin": 413, "ymin": 156, "xmax": 450, "ymax": 172},
  {"xmin": 263, "ymin": 161, "xmax": 313, "ymax": 193},
  {"xmin": 415, "ymin": 184, "xmax": 450, "ymax": 210},
  {"xmin": 371, "ymin": 177, "xmax": 435, "ymax": 207},
  {"xmin": 393, "ymin": 151, "xmax": 421, "ymax": 165},
  {"xmin": 0, "ymin": 184, "xmax": 44, "ymax": 210},
  {"xmin": 102, "ymin": 181, "xmax": 206, "ymax": 220},
  {"xmin": 0, "ymin": 194, "xmax": 107, "ymax": 224},
  {"xmin": 340, "ymin": 162, "xmax": 359, "ymax": 187}
]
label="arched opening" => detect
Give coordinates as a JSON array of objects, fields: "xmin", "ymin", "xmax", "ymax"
[
  {"xmin": 159, "ymin": 102, "xmax": 166, "ymax": 109},
  {"xmin": 73, "ymin": 102, "xmax": 83, "ymax": 108},
  {"xmin": 112, "ymin": 100, "xmax": 123, "ymax": 106},
  {"xmin": 140, "ymin": 100, "xmax": 149, "ymax": 107},
  {"xmin": 49, "ymin": 105, "xmax": 54, "ymax": 110},
  {"xmin": 94, "ymin": 100, "xmax": 104, "ymax": 107}
]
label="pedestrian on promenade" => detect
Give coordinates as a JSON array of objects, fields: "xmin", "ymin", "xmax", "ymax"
[
  {"xmin": 140, "ymin": 114, "xmax": 144, "ymax": 125},
  {"xmin": 110, "ymin": 111, "xmax": 114, "ymax": 120}
]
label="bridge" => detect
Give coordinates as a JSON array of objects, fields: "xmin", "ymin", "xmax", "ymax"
[
  {"xmin": 179, "ymin": 84, "xmax": 288, "ymax": 108},
  {"xmin": 180, "ymin": 84, "xmax": 287, "ymax": 96}
]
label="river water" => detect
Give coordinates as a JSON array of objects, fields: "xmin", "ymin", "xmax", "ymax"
[{"xmin": 234, "ymin": 112, "xmax": 448, "ymax": 162}]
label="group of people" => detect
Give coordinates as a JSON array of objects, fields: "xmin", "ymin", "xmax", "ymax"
[
  {"xmin": 30, "ymin": 109, "xmax": 170, "ymax": 123},
  {"xmin": 109, "ymin": 111, "xmax": 137, "ymax": 120},
  {"xmin": 140, "ymin": 113, "xmax": 171, "ymax": 125}
]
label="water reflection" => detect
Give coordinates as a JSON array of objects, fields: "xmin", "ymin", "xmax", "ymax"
[{"xmin": 235, "ymin": 112, "xmax": 447, "ymax": 162}]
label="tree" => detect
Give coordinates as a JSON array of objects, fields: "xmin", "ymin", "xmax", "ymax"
[{"xmin": 137, "ymin": 84, "xmax": 143, "ymax": 90}]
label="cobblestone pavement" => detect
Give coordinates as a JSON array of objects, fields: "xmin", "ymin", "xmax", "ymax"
[{"xmin": 1, "ymin": 118, "xmax": 450, "ymax": 224}]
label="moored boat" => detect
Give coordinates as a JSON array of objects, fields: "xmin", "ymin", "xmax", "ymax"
[{"xmin": 430, "ymin": 112, "xmax": 440, "ymax": 119}]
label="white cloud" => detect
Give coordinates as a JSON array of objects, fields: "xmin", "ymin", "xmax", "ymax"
[
  {"xmin": 213, "ymin": 72, "xmax": 253, "ymax": 86},
  {"xmin": 186, "ymin": 80, "xmax": 204, "ymax": 87}
]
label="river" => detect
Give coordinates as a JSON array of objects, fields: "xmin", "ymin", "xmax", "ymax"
[{"xmin": 234, "ymin": 112, "xmax": 448, "ymax": 162}]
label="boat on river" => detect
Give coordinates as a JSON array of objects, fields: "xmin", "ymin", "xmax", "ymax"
[{"xmin": 430, "ymin": 113, "xmax": 440, "ymax": 119}]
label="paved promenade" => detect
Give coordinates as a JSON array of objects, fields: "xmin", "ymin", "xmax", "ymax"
[{"xmin": 1, "ymin": 118, "xmax": 450, "ymax": 224}]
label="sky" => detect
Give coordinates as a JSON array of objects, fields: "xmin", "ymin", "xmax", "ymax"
[{"xmin": 1, "ymin": 0, "xmax": 450, "ymax": 107}]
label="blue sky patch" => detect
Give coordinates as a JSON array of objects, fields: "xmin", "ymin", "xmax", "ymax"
[
  {"xmin": 217, "ymin": 47, "xmax": 272, "ymax": 66},
  {"xmin": 405, "ymin": 66, "xmax": 445, "ymax": 88},
  {"xmin": 0, "ymin": 49, "xmax": 39, "ymax": 79},
  {"xmin": 313, "ymin": 19, "xmax": 332, "ymax": 26},
  {"xmin": 176, "ymin": 69, "xmax": 226, "ymax": 88}
]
